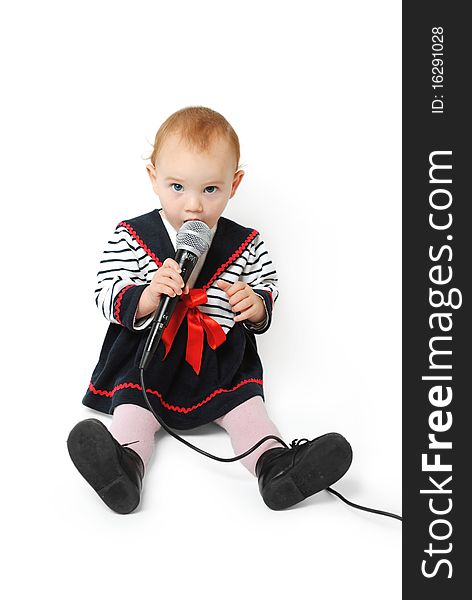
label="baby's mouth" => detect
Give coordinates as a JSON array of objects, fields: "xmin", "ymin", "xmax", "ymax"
[{"xmin": 184, "ymin": 218, "xmax": 204, "ymax": 223}]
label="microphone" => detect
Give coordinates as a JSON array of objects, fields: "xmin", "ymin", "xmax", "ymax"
[{"xmin": 139, "ymin": 220, "xmax": 212, "ymax": 370}]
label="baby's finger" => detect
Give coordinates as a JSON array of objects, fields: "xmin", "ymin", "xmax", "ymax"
[
  {"xmin": 233, "ymin": 308, "xmax": 254, "ymax": 322},
  {"xmin": 169, "ymin": 277, "xmax": 185, "ymax": 295},
  {"xmin": 217, "ymin": 280, "xmax": 244, "ymax": 297},
  {"xmin": 162, "ymin": 257, "xmax": 182, "ymax": 273},
  {"xmin": 158, "ymin": 266, "xmax": 185, "ymax": 287},
  {"xmin": 228, "ymin": 289, "xmax": 250, "ymax": 307},
  {"xmin": 154, "ymin": 273, "xmax": 184, "ymax": 295},
  {"xmin": 155, "ymin": 283, "xmax": 178, "ymax": 297},
  {"xmin": 231, "ymin": 297, "xmax": 253, "ymax": 314}
]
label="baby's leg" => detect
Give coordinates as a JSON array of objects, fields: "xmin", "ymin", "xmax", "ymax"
[
  {"xmin": 213, "ymin": 396, "xmax": 285, "ymax": 476},
  {"xmin": 110, "ymin": 403, "xmax": 161, "ymax": 469}
]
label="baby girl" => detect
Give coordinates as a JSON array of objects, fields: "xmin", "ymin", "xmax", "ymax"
[{"xmin": 67, "ymin": 106, "xmax": 352, "ymax": 514}]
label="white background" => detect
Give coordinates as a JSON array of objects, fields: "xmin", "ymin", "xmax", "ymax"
[{"xmin": 1, "ymin": 1, "xmax": 401, "ymax": 598}]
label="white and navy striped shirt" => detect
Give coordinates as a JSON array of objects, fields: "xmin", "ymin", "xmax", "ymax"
[{"xmin": 95, "ymin": 213, "xmax": 279, "ymax": 335}]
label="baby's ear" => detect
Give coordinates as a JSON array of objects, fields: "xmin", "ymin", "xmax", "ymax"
[
  {"xmin": 146, "ymin": 163, "xmax": 157, "ymax": 183},
  {"xmin": 146, "ymin": 164, "xmax": 160, "ymax": 195},
  {"xmin": 229, "ymin": 169, "xmax": 245, "ymax": 198}
]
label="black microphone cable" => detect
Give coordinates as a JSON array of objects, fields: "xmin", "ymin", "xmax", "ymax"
[{"xmin": 138, "ymin": 368, "xmax": 402, "ymax": 522}]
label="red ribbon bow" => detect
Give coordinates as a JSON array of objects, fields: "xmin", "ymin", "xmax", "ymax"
[{"xmin": 161, "ymin": 288, "xmax": 227, "ymax": 375}]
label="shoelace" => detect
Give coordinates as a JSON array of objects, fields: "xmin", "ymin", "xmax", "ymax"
[
  {"xmin": 289, "ymin": 438, "xmax": 310, "ymax": 468},
  {"xmin": 290, "ymin": 438, "xmax": 310, "ymax": 447}
]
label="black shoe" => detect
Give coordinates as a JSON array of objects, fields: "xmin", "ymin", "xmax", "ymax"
[
  {"xmin": 255, "ymin": 433, "xmax": 353, "ymax": 510},
  {"xmin": 67, "ymin": 418, "xmax": 145, "ymax": 514}
]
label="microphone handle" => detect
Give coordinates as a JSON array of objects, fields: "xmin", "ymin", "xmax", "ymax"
[{"xmin": 139, "ymin": 249, "xmax": 199, "ymax": 370}]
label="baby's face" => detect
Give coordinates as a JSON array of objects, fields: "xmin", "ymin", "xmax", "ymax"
[{"xmin": 147, "ymin": 132, "xmax": 244, "ymax": 230}]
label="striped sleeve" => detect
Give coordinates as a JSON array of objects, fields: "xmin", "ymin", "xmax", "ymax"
[
  {"xmin": 94, "ymin": 224, "xmax": 154, "ymax": 331},
  {"xmin": 240, "ymin": 232, "xmax": 279, "ymax": 335}
]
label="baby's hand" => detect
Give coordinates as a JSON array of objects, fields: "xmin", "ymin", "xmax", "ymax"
[
  {"xmin": 216, "ymin": 280, "xmax": 265, "ymax": 323},
  {"xmin": 145, "ymin": 258, "xmax": 189, "ymax": 307}
]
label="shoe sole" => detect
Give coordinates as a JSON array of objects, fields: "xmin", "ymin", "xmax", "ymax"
[
  {"xmin": 262, "ymin": 433, "xmax": 353, "ymax": 510},
  {"xmin": 67, "ymin": 419, "xmax": 140, "ymax": 514}
]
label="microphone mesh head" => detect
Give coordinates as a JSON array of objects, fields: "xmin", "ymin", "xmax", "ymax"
[{"xmin": 176, "ymin": 220, "xmax": 212, "ymax": 256}]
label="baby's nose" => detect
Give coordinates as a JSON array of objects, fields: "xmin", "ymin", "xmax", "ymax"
[{"xmin": 184, "ymin": 194, "xmax": 203, "ymax": 211}]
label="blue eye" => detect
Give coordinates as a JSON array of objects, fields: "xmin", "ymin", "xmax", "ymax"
[
  {"xmin": 171, "ymin": 183, "xmax": 183, "ymax": 192},
  {"xmin": 204, "ymin": 186, "xmax": 218, "ymax": 194}
]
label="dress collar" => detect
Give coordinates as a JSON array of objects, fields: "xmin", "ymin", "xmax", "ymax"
[{"xmin": 119, "ymin": 208, "xmax": 257, "ymax": 291}]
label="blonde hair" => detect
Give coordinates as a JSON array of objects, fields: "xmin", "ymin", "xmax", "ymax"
[{"xmin": 146, "ymin": 106, "xmax": 240, "ymax": 171}]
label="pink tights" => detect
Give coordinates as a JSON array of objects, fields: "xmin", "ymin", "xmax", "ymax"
[{"xmin": 109, "ymin": 396, "xmax": 285, "ymax": 476}]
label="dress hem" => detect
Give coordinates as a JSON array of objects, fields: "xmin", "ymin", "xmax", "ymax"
[{"xmin": 82, "ymin": 380, "xmax": 265, "ymax": 430}]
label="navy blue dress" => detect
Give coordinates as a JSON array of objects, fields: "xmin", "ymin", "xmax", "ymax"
[{"xmin": 82, "ymin": 209, "xmax": 279, "ymax": 430}]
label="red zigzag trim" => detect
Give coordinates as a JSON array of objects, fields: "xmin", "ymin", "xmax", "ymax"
[
  {"xmin": 88, "ymin": 378, "xmax": 263, "ymax": 414},
  {"xmin": 204, "ymin": 229, "xmax": 258, "ymax": 290},
  {"xmin": 118, "ymin": 221, "xmax": 163, "ymax": 267},
  {"xmin": 114, "ymin": 284, "xmax": 135, "ymax": 323}
]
